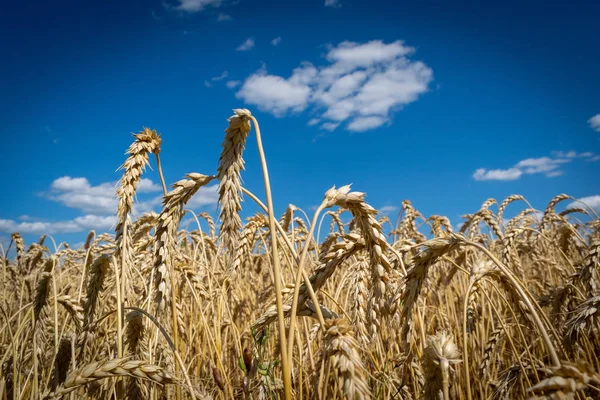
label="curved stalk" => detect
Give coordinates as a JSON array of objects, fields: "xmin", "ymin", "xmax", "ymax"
[
  {"xmin": 249, "ymin": 115, "xmax": 291, "ymax": 400},
  {"xmin": 457, "ymin": 235, "xmax": 560, "ymax": 367}
]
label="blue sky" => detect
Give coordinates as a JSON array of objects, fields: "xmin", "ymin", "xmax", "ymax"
[{"xmin": 1, "ymin": 0, "xmax": 599, "ymax": 250}]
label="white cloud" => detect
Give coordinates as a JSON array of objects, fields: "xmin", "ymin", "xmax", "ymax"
[
  {"xmin": 48, "ymin": 176, "xmax": 161, "ymax": 214},
  {"xmin": 49, "ymin": 177, "xmax": 117, "ymax": 214},
  {"xmin": 320, "ymin": 122, "xmax": 340, "ymax": 131},
  {"xmin": 73, "ymin": 215, "xmax": 117, "ymax": 231},
  {"xmin": 568, "ymin": 195, "xmax": 600, "ymax": 212},
  {"xmin": 173, "ymin": 0, "xmax": 222, "ymax": 12},
  {"xmin": 216, "ymin": 12, "xmax": 231, "ymax": 21},
  {"xmin": 132, "ymin": 196, "xmax": 163, "ymax": 215},
  {"xmin": 308, "ymin": 118, "xmax": 320, "ymax": 126},
  {"xmin": 236, "ymin": 40, "xmax": 432, "ymax": 132},
  {"xmin": 347, "ymin": 116, "xmax": 388, "ymax": 132},
  {"xmin": 515, "ymin": 157, "xmax": 568, "ymax": 175},
  {"xmin": 0, "ymin": 177, "xmax": 218, "ymax": 235},
  {"xmin": 138, "ymin": 178, "xmax": 163, "ymax": 193},
  {"xmin": 226, "ymin": 80, "xmax": 241, "ymax": 89},
  {"xmin": 236, "ymin": 69, "xmax": 312, "ymax": 116},
  {"xmin": 325, "ymin": 40, "xmax": 414, "ymax": 69},
  {"xmin": 473, "ymin": 168, "xmax": 523, "ymax": 181},
  {"xmin": 212, "ymin": 71, "xmax": 229, "ymax": 81},
  {"xmin": 187, "ymin": 184, "xmax": 219, "ymax": 208},
  {"xmin": 379, "ymin": 205, "xmax": 399, "ymax": 214},
  {"xmin": 588, "ymin": 114, "xmax": 600, "ymax": 132},
  {"xmin": 472, "ymin": 151, "xmax": 598, "ymax": 182},
  {"xmin": 0, "ymin": 215, "xmax": 117, "ymax": 235},
  {"xmin": 204, "ymin": 71, "xmax": 229, "ymax": 87},
  {"xmin": 0, "ymin": 175, "xmax": 217, "ymax": 237},
  {"xmin": 0, "ymin": 236, "xmax": 9, "ymax": 253},
  {"xmin": 51, "ymin": 176, "xmax": 91, "ymax": 192},
  {"xmin": 324, "ymin": 0, "xmax": 341, "ymax": 7},
  {"xmin": 236, "ymin": 37, "xmax": 255, "ymax": 51},
  {"xmin": 271, "ymin": 36, "xmax": 282, "ymax": 46},
  {"xmin": 551, "ymin": 150, "xmax": 596, "ymax": 159}
]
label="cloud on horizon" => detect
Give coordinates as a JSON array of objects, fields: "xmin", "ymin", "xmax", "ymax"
[
  {"xmin": 0, "ymin": 177, "xmax": 220, "ymax": 235},
  {"xmin": 567, "ymin": 195, "xmax": 600, "ymax": 213}
]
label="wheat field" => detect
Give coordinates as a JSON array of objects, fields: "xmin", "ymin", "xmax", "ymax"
[{"xmin": 1, "ymin": 109, "xmax": 599, "ymax": 400}]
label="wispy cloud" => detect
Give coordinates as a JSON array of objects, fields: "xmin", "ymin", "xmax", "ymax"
[
  {"xmin": 171, "ymin": 0, "xmax": 223, "ymax": 13},
  {"xmin": 204, "ymin": 70, "xmax": 229, "ymax": 88},
  {"xmin": 588, "ymin": 114, "xmax": 600, "ymax": 132},
  {"xmin": 226, "ymin": 80, "xmax": 241, "ymax": 89},
  {"xmin": 271, "ymin": 36, "xmax": 282, "ymax": 46},
  {"xmin": 379, "ymin": 205, "xmax": 399, "ymax": 214},
  {"xmin": 236, "ymin": 40, "xmax": 432, "ymax": 132},
  {"xmin": 473, "ymin": 167, "xmax": 523, "ymax": 181},
  {"xmin": 216, "ymin": 12, "xmax": 231, "ymax": 21},
  {"xmin": 347, "ymin": 116, "xmax": 388, "ymax": 132},
  {"xmin": 320, "ymin": 122, "xmax": 340, "ymax": 131},
  {"xmin": 552, "ymin": 150, "xmax": 595, "ymax": 159},
  {"xmin": 325, "ymin": 0, "xmax": 341, "ymax": 7},
  {"xmin": 236, "ymin": 37, "xmax": 255, "ymax": 51},
  {"xmin": 567, "ymin": 195, "xmax": 600, "ymax": 213},
  {"xmin": 515, "ymin": 157, "xmax": 568, "ymax": 175},
  {"xmin": 473, "ymin": 152, "xmax": 598, "ymax": 181},
  {"xmin": 0, "ymin": 215, "xmax": 117, "ymax": 235}
]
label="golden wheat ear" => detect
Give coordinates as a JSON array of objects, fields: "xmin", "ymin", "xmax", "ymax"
[{"xmin": 217, "ymin": 109, "xmax": 252, "ymax": 251}]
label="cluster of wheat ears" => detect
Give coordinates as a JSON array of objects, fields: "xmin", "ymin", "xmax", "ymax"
[{"xmin": 1, "ymin": 109, "xmax": 599, "ymax": 400}]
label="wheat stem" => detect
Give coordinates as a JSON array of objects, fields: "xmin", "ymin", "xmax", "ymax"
[
  {"xmin": 249, "ymin": 115, "xmax": 291, "ymax": 400},
  {"xmin": 287, "ymin": 203, "xmax": 327, "ymax": 364}
]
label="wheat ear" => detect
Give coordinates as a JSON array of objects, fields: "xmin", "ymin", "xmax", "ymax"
[
  {"xmin": 319, "ymin": 318, "xmax": 371, "ymax": 400},
  {"xmin": 217, "ymin": 109, "xmax": 251, "ymax": 250},
  {"xmin": 43, "ymin": 358, "xmax": 175, "ymax": 399}
]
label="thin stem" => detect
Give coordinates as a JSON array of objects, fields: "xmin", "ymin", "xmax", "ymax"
[
  {"xmin": 155, "ymin": 152, "xmax": 168, "ymax": 196},
  {"xmin": 287, "ymin": 203, "xmax": 326, "ymax": 364},
  {"xmin": 171, "ymin": 251, "xmax": 181, "ymax": 400},
  {"xmin": 119, "ymin": 221, "xmax": 128, "ymax": 360},
  {"xmin": 241, "ymin": 187, "xmax": 327, "ymax": 327},
  {"xmin": 458, "ymin": 236, "xmax": 560, "ymax": 367},
  {"xmin": 462, "ymin": 279, "xmax": 475, "ymax": 400},
  {"xmin": 250, "ymin": 115, "xmax": 292, "ymax": 400},
  {"xmin": 124, "ymin": 307, "xmax": 197, "ymax": 400},
  {"xmin": 112, "ymin": 256, "xmax": 124, "ymax": 398},
  {"xmin": 441, "ymin": 365, "xmax": 450, "ymax": 400}
]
